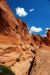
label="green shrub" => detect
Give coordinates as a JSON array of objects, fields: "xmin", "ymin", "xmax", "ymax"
[{"xmin": 0, "ymin": 65, "xmax": 15, "ymax": 75}]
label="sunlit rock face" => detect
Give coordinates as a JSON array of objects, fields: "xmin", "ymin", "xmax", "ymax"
[
  {"xmin": 0, "ymin": 0, "xmax": 35, "ymax": 75},
  {"xmin": 0, "ymin": 0, "xmax": 50, "ymax": 75},
  {"xmin": 29, "ymin": 46, "xmax": 50, "ymax": 75}
]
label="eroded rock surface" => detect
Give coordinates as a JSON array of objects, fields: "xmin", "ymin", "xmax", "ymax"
[
  {"xmin": 30, "ymin": 46, "xmax": 50, "ymax": 75},
  {"xmin": 0, "ymin": 0, "xmax": 50, "ymax": 75},
  {"xmin": 32, "ymin": 30, "xmax": 50, "ymax": 46}
]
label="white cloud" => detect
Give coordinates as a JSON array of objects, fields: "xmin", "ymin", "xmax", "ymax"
[
  {"xmin": 45, "ymin": 28, "xmax": 50, "ymax": 30},
  {"xmin": 16, "ymin": 7, "xmax": 28, "ymax": 17},
  {"xmin": 45, "ymin": 28, "xmax": 50, "ymax": 33},
  {"xmin": 29, "ymin": 26, "xmax": 42, "ymax": 34},
  {"xmin": 29, "ymin": 9, "xmax": 34, "ymax": 12}
]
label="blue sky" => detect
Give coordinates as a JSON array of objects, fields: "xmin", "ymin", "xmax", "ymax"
[{"xmin": 7, "ymin": 0, "xmax": 50, "ymax": 36}]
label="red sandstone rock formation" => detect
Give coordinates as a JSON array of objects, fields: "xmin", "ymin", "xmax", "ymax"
[
  {"xmin": 43, "ymin": 30, "xmax": 50, "ymax": 46},
  {"xmin": 0, "ymin": 0, "xmax": 50, "ymax": 75},
  {"xmin": 0, "ymin": 1, "xmax": 35, "ymax": 75},
  {"xmin": 32, "ymin": 30, "xmax": 50, "ymax": 46}
]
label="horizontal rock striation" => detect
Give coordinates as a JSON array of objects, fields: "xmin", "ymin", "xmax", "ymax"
[{"xmin": 0, "ymin": 0, "xmax": 50, "ymax": 75}]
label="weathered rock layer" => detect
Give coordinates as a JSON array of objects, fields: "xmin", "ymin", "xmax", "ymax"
[{"xmin": 0, "ymin": 0, "xmax": 50, "ymax": 75}]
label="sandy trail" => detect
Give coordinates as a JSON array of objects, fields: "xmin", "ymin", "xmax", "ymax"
[{"xmin": 30, "ymin": 46, "xmax": 50, "ymax": 75}]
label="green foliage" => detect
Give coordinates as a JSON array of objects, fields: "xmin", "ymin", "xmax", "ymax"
[{"xmin": 0, "ymin": 65, "xmax": 15, "ymax": 75}]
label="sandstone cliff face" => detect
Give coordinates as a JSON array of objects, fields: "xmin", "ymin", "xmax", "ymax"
[
  {"xmin": 0, "ymin": 0, "xmax": 35, "ymax": 75},
  {"xmin": 30, "ymin": 46, "xmax": 50, "ymax": 75},
  {"xmin": 43, "ymin": 30, "xmax": 50, "ymax": 46},
  {"xmin": 32, "ymin": 30, "xmax": 50, "ymax": 46},
  {"xmin": 0, "ymin": 0, "xmax": 50, "ymax": 75},
  {"xmin": 31, "ymin": 34, "xmax": 43, "ymax": 45}
]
